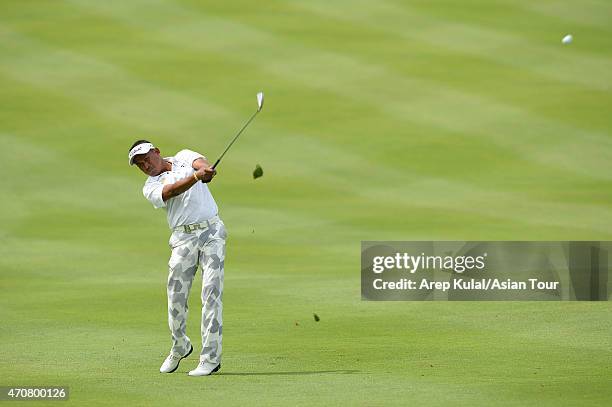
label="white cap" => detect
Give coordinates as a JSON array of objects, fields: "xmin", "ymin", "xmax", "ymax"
[{"xmin": 128, "ymin": 142, "xmax": 155, "ymax": 165}]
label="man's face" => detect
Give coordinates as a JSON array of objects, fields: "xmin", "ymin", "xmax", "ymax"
[{"xmin": 133, "ymin": 148, "xmax": 164, "ymax": 176}]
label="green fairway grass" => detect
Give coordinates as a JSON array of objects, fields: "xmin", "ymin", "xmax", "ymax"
[{"xmin": 1, "ymin": 0, "xmax": 611, "ymax": 405}]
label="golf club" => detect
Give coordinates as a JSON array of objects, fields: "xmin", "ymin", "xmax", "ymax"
[{"xmin": 211, "ymin": 91, "xmax": 264, "ymax": 169}]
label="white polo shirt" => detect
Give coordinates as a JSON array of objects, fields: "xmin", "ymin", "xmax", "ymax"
[{"xmin": 142, "ymin": 149, "xmax": 218, "ymax": 229}]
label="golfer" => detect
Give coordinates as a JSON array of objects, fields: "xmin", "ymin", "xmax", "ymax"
[{"xmin": 128, "ymin": 140, "xmax": 226, "ymax": 377}]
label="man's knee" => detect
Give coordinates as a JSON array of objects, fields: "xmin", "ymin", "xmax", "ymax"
[
  {"xmin": 168, "ymin": 262, "xmax": 197, "ymax": 283},
  {"xmin": 202, "ymin": 279, "xmax": 222, "ymax": 307}
]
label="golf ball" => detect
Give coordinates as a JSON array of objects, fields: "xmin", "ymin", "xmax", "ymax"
[{"xmin": 562, "ymin": 34, "xmax": 573, "ymax": 44}]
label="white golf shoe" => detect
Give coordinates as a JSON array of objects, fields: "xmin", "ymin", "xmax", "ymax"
[
  {"xmin": 159, "ymin": 344, "xmax": 193, "ymax": 373},
  {"xmin": 188, "ymin": 361, "xmax": 221, "ymax": 377}
]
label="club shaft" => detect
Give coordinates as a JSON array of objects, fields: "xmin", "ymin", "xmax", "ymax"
[{"xmin": 212, "ymin": 109, "xmax": 260, "ymax": 169}]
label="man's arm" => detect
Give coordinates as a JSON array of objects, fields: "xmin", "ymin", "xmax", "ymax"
[{"xmin": 161, "ymin": 166, "xmax": 216, "ymax": 202}]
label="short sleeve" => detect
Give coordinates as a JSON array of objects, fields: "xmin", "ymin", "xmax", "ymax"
[
  {"xmin": 143, "ymin": 179, "xmax": 166, "ymax": 209},
  {"xmin": 175, "ymin": 149, "xmax": 206, "ymax": 167}
]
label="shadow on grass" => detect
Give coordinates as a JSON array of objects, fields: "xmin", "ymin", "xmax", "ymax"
[{"xmin": 220, "ymin": 370, "xmax": 359, "ymax": 376}]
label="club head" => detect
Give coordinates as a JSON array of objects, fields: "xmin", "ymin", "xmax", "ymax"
[{"xmin": 257, "ymin": 92, "xmax": 264, "ymax": 111}]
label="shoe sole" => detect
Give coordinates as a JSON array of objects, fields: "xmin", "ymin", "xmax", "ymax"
[{"xmin": 163, "ymin": 344, "xmax": 193, "ymax": 374}]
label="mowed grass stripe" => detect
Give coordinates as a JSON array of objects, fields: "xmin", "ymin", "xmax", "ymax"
[
  {"xmin": 59, "ymin": 0, "xmax": 612, "ymax": 169},
  {"xmin": 188, "ymin": 0, "xmax": 612, "ymax": 143},
  {"xmin": 298, "ymin": 0, "xmax": 612, "ymax": 90},
  {"xmin": 0, "ymin": 28, "xmax": 231, "ymax": 137},
  {"xmin": 236, "ymin": 2, "xmax": 611, "ymax": 134},
  {"xmin": 405, "ymin": 0, "xmax": 612, "ymax": 46},
  {"xmin": 63, "ymin": 0, "xmax": 612, "ymax": 183},
  {"xmin": 525, "ymin": 0, "xmax": 612, "ymax": 30},
  {"xmin": 284, "ymin": 2, "xmax": 612, "ymax": 173}
]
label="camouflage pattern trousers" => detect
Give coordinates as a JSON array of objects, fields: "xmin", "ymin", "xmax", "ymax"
[{"xmin": 166, "ymin": 215, "xmax": 226, "ymax": 363}]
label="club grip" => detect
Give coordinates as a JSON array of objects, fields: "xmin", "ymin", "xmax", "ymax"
[{"xmin": 212, "ymin": 158, "xmax": 220, "ymax": 169}]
